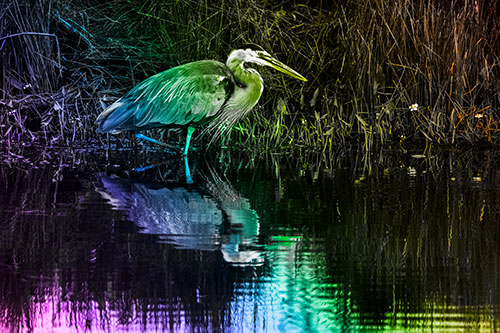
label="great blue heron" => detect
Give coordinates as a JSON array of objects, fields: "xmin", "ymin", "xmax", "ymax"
[{"xmin": 96, "ymin": 45, "xmax": 307, "ymax": 155}]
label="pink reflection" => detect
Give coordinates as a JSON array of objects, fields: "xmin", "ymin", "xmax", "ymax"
[{"xmin": 21, "ymin": 292, "xmax": 192, "ymax": 332}]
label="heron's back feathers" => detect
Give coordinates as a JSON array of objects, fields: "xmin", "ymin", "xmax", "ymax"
[{"xmin": 96, "ymin": 60, "xmax": 235, "ymax": 133}]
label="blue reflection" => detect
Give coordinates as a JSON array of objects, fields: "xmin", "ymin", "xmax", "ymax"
[{"xmin": 95, "ymin": 166, "xmax": 263, "ymax": 266}]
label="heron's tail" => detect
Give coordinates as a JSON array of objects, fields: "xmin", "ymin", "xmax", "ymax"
[{"xmin": 96, "ymin": 100, "xmax": 132, "ymax": 134}]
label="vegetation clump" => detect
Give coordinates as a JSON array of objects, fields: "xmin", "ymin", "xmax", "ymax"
[{"xmin": 1, "ymin": 0, "xmax": 499, "ymax": 152}]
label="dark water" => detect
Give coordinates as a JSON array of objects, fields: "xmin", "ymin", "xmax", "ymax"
[{"xmin": 1, "ymin": 146, "xmax": 500, "ymax": 332}]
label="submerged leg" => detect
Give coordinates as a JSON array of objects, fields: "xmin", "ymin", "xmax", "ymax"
[{"xmin": 183, "ymin": 126, "xmax": 195, "ymax": 156}]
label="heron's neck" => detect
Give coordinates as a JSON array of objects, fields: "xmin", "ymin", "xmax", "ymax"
[
  {"xmin": 228, "ymin": 61, "xmax": 263, "ymax": 91},
  {"xmin": 225, "ymin": 60, "xmax": 264, "ymax": 112}
]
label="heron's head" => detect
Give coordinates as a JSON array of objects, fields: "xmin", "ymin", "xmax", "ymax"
[{"xmin": 227, "ymin": 45, "xmax": 307, "ymax": 82}]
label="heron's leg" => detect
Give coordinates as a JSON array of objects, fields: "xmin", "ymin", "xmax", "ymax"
[
  {"xmin": 135, "ymin": 133, "xmax": 167, "ymax": 147},
  {"xmin": 134, "ymin": 164, "xmax": 156, "ymax": 172},
  {"xmin": 184, "ymin": 155, "xmax": 194, "ymax": 184},
  {"xmin": 183, "ymin": 126, "xmax": 195, "ymax": 156},
  {"xmin": 135, "ymin": 133, "xmax": 180, "ymax": 152}
]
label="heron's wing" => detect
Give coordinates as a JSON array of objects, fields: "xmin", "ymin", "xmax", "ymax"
[{"xmin": 97, "ymin": 60, "xmax": 234, "ymax": 133}]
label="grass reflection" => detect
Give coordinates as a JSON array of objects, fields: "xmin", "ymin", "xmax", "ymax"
[{"xmin": 1, "ymin": 147, "xmax": 500, "ymax": 330}]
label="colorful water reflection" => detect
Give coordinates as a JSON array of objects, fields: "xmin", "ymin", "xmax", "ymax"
[{"xmin": 1, "ymin": 149, "xmax": 500, "ymax": 331}]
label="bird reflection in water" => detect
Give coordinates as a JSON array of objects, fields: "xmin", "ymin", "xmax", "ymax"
[{"xmin": 95, "ymin": 165, "xmax": 263, "ymax": 266}]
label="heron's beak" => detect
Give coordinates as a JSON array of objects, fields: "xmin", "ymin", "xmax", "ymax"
[{"xmin": 258, "ymin": 52, "xmax": 308, "ymax": 82}]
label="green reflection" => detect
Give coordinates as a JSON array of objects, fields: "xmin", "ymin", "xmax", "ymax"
[{"xmin": 1, "ymin": 149, "xmax": 500, "ymax": 331}]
